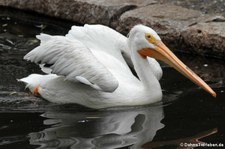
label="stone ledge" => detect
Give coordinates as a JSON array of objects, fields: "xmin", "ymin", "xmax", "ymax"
[
  {"xmin": 116, "ymin": 4, "xmax": 225, "ymax": 56},
  {"xmin": 0, "ymin": 0, "xmax": 225, "ymax": 59},
  {"xmin": 0, "ymin": 0, "xmax": 156, "ymax": 26},
  {"xmin": 116, "ymin": 4, "xmax": 203, "ymax": 50},
  {"xmin": 181, "ymin": 22, "xmax": 225, "ymax": 59}
]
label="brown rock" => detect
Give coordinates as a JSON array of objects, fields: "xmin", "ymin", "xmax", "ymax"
[
  {"xmin": 1, "ymin": 0, "xmax": 225, "ymax": 59},
  {"xmin": 0, "ymin": 0, "xmax": 156, "ymax": 26},
  {"xmin": 158, "ymin": 0, "xmax": 225, "ymax": 18},
  {"xmin": 117, "ymin": 4, "xmax": 205, "ymax": 50},
  {"xmin": 181, "ymin": 22, "xmax": 225, "ymax": 59},
  {"xmin": 117, "ymin": 4, "xmax": 204, "ymax": 32}
]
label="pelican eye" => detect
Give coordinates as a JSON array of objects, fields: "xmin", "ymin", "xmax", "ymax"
[{"xmin": 145, "ymin": 33, "xmax": 156, "ymax": 44}]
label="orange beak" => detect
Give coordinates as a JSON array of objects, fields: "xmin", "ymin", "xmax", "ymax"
[{"xmin": 138, "ymin": 40, "xmax": 216, "ymax": 97}]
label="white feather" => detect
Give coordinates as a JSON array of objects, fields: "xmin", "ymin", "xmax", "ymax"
[
  {"xmin": 24, "ymin": 35, "xmax": 119, "ymax": 92},
  {"xmin": 19, "ymin": 24, "xmax": 165, "ymax": 109},
  {"xmin": 66, "ymin": 24, "xmax": 162, "ymax": 80},
  {"xmin": 18, "ymin": 74, "xmax": 58, "ymax": 92}
]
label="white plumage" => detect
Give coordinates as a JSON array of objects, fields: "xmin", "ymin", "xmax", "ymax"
[
  {"xmin": 19, "ymin": 24, "xmax": 216, "ymax": 109},
  {"xmin": 24, "ymin": 35, "xmax": 119, "ymax": 92}
]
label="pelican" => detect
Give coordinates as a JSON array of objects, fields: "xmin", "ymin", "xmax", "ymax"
[{"xmin": 19, "ymin": 24, "xmax": 216, "ymax": 109}]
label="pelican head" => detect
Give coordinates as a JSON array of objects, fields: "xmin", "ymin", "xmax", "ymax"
[{"xmin": 128, "ymin": 25, "xmax": 216, "ymax": 97}]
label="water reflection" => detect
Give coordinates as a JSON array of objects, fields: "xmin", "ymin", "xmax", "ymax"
[
  {"xmin": 1, "ymin": 7, "xmax": 225, "ymax": 149},
  {"xmin": 29, "ymin": 105, "xmax": 164, "ymax": 149},
  {"xmin": 143, "ymin": 128, "xmax": 218, "ymax": 149}
]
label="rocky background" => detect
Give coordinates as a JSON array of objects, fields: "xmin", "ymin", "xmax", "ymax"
[{"xmin": 0, "ymin": 0, "xmax": 225, "ymax": 59}]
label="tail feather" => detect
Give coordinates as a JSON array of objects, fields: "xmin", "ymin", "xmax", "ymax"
[
  {"xmin": 36, "ymin": 33, "xmax": 52, "ymax": 44},
  {"xmin": 18, "ymin": 74, "xmax": 58, "ymax": 92}
]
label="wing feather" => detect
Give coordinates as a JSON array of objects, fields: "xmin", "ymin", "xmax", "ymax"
[
  {"xmin": 24, "ymin": 34, "xmax": 119, "ymax": 92},
  {"xmin": 66, "ymin": 24, "xmax": 162, "ymax": 80}
]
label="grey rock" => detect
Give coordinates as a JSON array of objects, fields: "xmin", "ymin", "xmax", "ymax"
[
  {"xmin": 0, "ymin": 0, "xmax": 156, "ymax": 26},
  {"xmin": 117, "ymin": 4, "xmax": 206, "ymax": 49},
  {"xmin": 117, "ymin": 4, "xmax": 225, "ymax": 56},
  {"xmin": 1, "ymin": 0, "xmax": 225, "ymax": 59},
  {"xmin": 181, "ymin": 22, "xmax": 225, "ymax": 59},
  {"xmin": 158, "ymin": 0, "xmax": 225, "ymax": 17}
]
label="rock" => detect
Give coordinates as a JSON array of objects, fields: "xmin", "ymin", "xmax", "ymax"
[
  {"xmin": 158, "ymin": 0, "xmax": 225, "ymax": 17},
  {"xmin": 117, "ymin": 4, "xmax": 225, "ymax": 56},
  {"xmin": 1, "ymin": 0, "xmax": 225, "ymax": 59},
  {"xmin": 0, "ymin": 0, "xmax": 156, "ymax": 26},
  {"xmin": 117, "ymin": 4, "xmax": 205, "ymax": 50},
  {"xmin": 181, "ymin": 22, "xmax": 225, "ymax": 59}
]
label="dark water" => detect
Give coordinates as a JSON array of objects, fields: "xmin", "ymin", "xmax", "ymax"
[{"xmin": 0, "ymin": 8, "xmax": 225, "ymax": 149}]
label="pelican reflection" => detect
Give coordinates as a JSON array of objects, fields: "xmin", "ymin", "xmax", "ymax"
[{"xmin": 29, "ymin": 105, "xmax": 164, "ymax": 149}]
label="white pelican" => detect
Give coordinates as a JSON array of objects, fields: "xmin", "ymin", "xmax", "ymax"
[{"xmin": 19, "ymin": 24, "xmax": 216, "ymax": 109}]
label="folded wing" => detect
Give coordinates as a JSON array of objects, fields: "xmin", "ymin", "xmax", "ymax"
[{"xmin": 24, "ymin": 34, "xmax": 119, "ymax": 92}]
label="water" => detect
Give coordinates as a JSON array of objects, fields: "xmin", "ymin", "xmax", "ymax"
[{"xmin": 0, "ymin": 8, "xmax": 225, "ymax": 149}]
